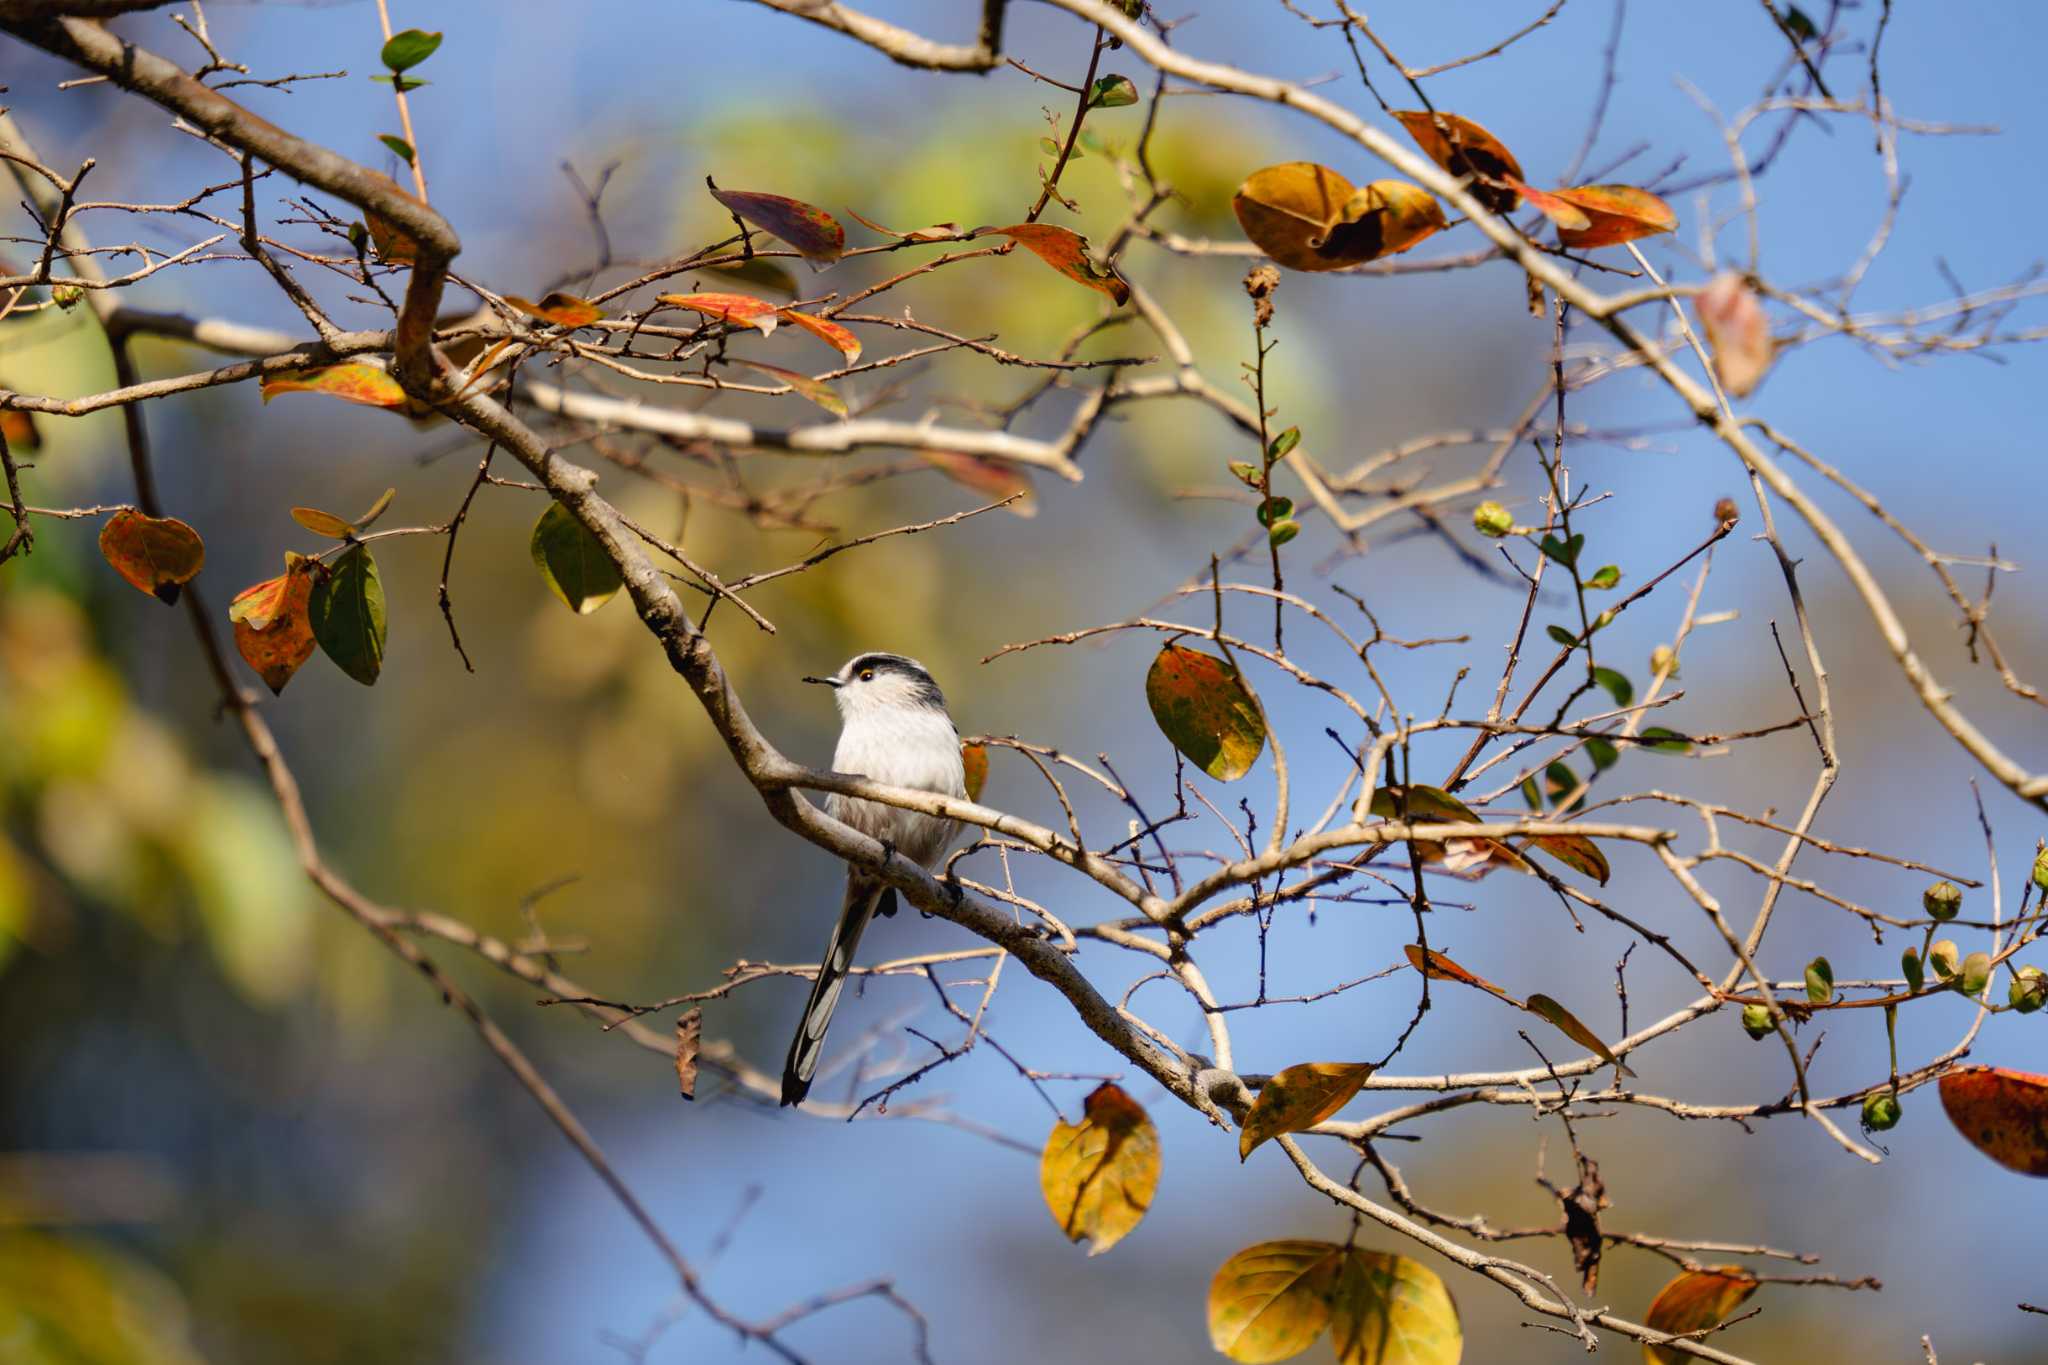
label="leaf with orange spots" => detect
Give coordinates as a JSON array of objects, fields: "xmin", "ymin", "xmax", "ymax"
[
  {"xmin": 1939, "ymin": 1065, "xmax": 2048, "ymax": 1176},
  {"xmin": 707, "ymin": 181, "xmax": 845, "ymax": 264},
  {"xmin": 977, "ymin": 224, "xmax": 1130, "ymax": 305},
  {"xmin": 918, "ymin": 450, "xmax": 1037, "ymax": 517},
  {"xmin": 728, "ymin": 359, "xmax": 847, "ymax": 418},
  {"xmin": 1694, "ymin": 272, "xmax": 1774, "ymax": 398},
  {"xmin": 1642, "ymin": 1267, "xmax": 1758, "ymax": 1364},
  {"xmin": 1233, "ymin": 163, "xmax": 1446, "ymax": 273},
  {"xmin": 1145, "ymin": 644, "xmax": 1265, "ymax": 781},
  {"xmin": 261, "ymin": 363, "xmax": 409, "ymax": 410},
  {"xmin": 657, "ymin": 291, "xmax": 781, "ymax": 336},
  {"xmin": 229, "ymin": 553, "xmax": 317, "ymax": 694},
  {"xmin": 777, "ymin": 309, "xmax": 862, "ymax": 364},
  {"xmin": 961, "ymin": 741, "xmax": 988, "ymax": 802},
  {"xmin": 1393, "ymin": 110, "xmax": 1525, "ymax": 213},
  {"xmin": 1238, "ymin": 1062, "xmax": 1374, "ymax": 1160},
  {"xmin": 1039, "ymin": 1082, "xmax": 1159, "ymax": 1255},
  {"xmin": 98, "ymin": 509, "xmax": 204, "ymax": 604},
  {"xmin": 504, "ymin": 291, "xmax": 605, "ymax": 328},
  {"xmin": 1512, "ymin": 180, "xmax": 1677, "ymax": 249}
]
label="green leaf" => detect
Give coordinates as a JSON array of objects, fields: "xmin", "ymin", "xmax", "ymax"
[
  {"xmin": 1538, "ymin": 532, "xmax": 1583, "ymax": 569},
  {"xmin": 1227, "ymin": 460, "xmax": 1261, "ymax": 486},
  {"xmin": 1267, "ymin": 519, "xmax": 1300, "ymax": 548},
  {"xmin": 1520, "ymin": 775, "xmax": 1543, "ymax": 810},
  {"xmin": 1039, "ymin": 136, "xmax": 1082, "ymax": 161},
  {"xmin": 1145, "ymin": 644, "xmax": 1266, "ymax": 782},
  {"xmin": 1545, "ymin": 761, "xmax": 1579, "ymax": 803},
  {"xmin": 530, "ymin": 502, "xmax": 624, "ymax": 615},
  {"xmin": 378, "ymin": 134, "xmax": 415, "ymax": 165},
  {"xmin": 309, "ymin": 545, "xmax": 386, "ymax": 685},
  {"xmin": 380, "ymin": 28, "xmax": 442, "ymax": 72},
  {"xmin": 1638, "ymin": 726, "xmax": 1692, "ymax": 753},
  {"xmin": 1901, "ymin": 947, "xmax": 1924, "ymax": 994},
  {"xmin": 1546, "ymin": 624, "xmax": 1579, "ymax": 648},
  {"xmin": 354, "ymin": 487, "xmax": 397, "ymax": 529},
  {"xmin": 1586, "ymin": 563, "xmax": 1621, "ymax": 590},
  {"xmin": 1267, "ymin": 426, "xmax": 1300, "ymax": 462},
  {"xmin": 1805, "ymin": 955, "xmax": 1834, "ymax": 1004},
  {"xmin": 1087, "ymin": 73, "xmax": 1141, "ymax": 108},
  {"xmin": 1585, "ymin": 736, "xmax": 1620, "ymax": 771},
  {"xmin": 369, "ymin": 73, "xmax": 430, "ymax": 92},
  {"xmin": 1256, "ymin": 496, "xmax": 1293, "ymax": 527},
  {"xmin": 1591, "ymin": 667, "xmax": 1633, "ymax": 707}
]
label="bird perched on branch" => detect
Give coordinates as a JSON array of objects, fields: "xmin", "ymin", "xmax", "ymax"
[{"xmin": 782, "ymin": 652, "xmax": 966, "ymax": 1107}]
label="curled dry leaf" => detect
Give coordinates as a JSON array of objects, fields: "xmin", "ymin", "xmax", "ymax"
[
  {"xmin": 918, "ymin": 450, "xmax": 1037, "ymax": 518},
  {"xmin": 261, "ymin": 362, "xmax": 409, "ymax": 410},
  {"xmin": 98, "ymin": 508, "xmax": 205, "ymax": 604},
  {"xmin": 977, "ymin": 224, "xmax": 1131, "ymax": 305},
  {"xmin": 1512, "ymin": 180, "xmax": 1678, "ymax": 249},
  {"xmin": 674, "ymin": 1007, "xmax": 702, "ymax": 1102},
  {"xmin": 776, "ymin": 308, "xmax": 862, "ymax": 364},
  {"xmin": 1145, "ymin": 643, "xmax": 1266, "ymax": 782},
  {"xmin": 1694, "ymin": 271, "xmax": 1774, "ymax": 398},
  {"xmin": 1642, "ymin": 1266, "xmax": 1758, "ymax": 1364},
  {"xmin": 1369, "ymin": 784, "xmax": 1533, "ymax": 875},
  {"xmin": 728, "ymin": 358, "xmax": 847, "ymax": 418},
  {"xmin": 530, "ymin": 501, "xmax": 624, "ymax": 615},
  {"xmin": 1404, "ymin": 944, "xmax": 1520, "ymax": 1005},
  {"xmin": 228, "ymin": 554, "xmax": 316, "ymax": 694},
  {"xmin": 1208, "ymin": 1240, "xmax": 1461, "ymax": 1365},
  {"xmin": 707, "ymin": 181, "xmax": 845, "ymax": 264},
  {"xmin": 1938, "ymin": 1064, "xmax": 2048, "ymax": 1176},
  {"xmin": 1233, "ymin": 162, "xmax": 1446, "ymax": 273},
  {"xmin": 504, "ymin": 291, "xmax": 605, "ymax": 328},
  {"xmin": 1238, "ymin": 1062, "xmax": 1374, "ymax": 1160},
  {"xmin": 961, "ymin": 741, "xmax": 988, "ymax": 802},
  {"xmin": 1523, "ymin": 993, "xmax": 1636, "ymax": 1077},
  {"xmin": 1039, "ymin": 1082, "xmax": 1159, "ymax": 1255},
  {"xmin": 657, "ymin": 292, "xmax": 781, "ymax": 336},
  {"xmin": 1392, "ymin": 110, "xmax": 1524, "ymax": 214},
  {"xmin": 845, "ymin": 206, "xmax": 960, "ymax": 243}
]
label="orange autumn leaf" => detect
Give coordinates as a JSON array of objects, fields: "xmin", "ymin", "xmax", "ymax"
[
  {"xmin": 658, "ymin": 291, "xmax": 781, "ymax": 336},
  {"xmin": 1233, "ymin": 162, "xmax": 1446, "ymax": 273},
  {"xmin": 98, "ymin": 508, "xmax": 205, "ymax": 605},
  {"xmin": 1, "ymin": 407, "xmax": 40, "ymax": 452},
  {"xmin": 1513, "ymin": 179, "xmax": 1677, "ymax": 248},
  {"xmin": 1238, "ymin": 1062, "xmax": 1374, "ymax": 1160},
  {"xmin": 1404, "ymin": 944, "xmax": 1520, "ymax": 1005},
  {"xmin": 1039, "ymin": 1082, "xmax": 1159, "ymax": 1255},
  {"xmin": 229, "ymin": 554, "xmax": 317, "ymax": 694},
  {"xmin": 918, "ymin": 450, "xmax": 1037, "ymax": 517},
  {"xmin": 1642, "ymin": 1267, "xmax": 1758, "ymax": 1364},
  {"xmin": 977, "ymin": 224, "xmax": 1130, "ymax": 305},
  {"xmin": 1694, "ymin": 271, "xmax": 1774, "ymax": 398},
  {"xmin": 504, "ymin": 291, "xmax": 605, "ymax": 328},
  {"xmin": 261, "ymin": 363, "xmax": 409, "ymax": 409},
  {"xmin": 777, "ymin": 308, "xmax": 862, "ymax": 364},
  {"xmin": 1393, "ymin": 110, "xmax": 1525, "ymax": 213},
  {"xmin": 1938, "ymin": 1065, "xmax": 2048, "ymax": 1176},
  {"xmin": 961, "ymin": 741, "xmax": 989, "ymax": 802}
]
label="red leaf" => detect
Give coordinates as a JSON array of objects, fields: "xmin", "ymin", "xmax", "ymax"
[
  {"xmin": 1513, "ymin": 179, "xmax": 1677, "ymax": 249},
  {"xmin": 708, "ymin": 182, "xmax": 845, "ymax": 264},
  {"xmin": 229, "ymin": 554, "xmax": 317, "ymax": 694},
  {"xmin": 777, "ymin": 309, "xmax": 862, "ymax": 364},
  {"xmin": 657, "ymin": 292, "xmax": 780, "ymax": 336}
]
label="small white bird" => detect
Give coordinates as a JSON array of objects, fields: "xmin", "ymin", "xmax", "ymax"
[{"xmin": 782, "ymin": 652, "xmax": 966, "ymax": 1107}]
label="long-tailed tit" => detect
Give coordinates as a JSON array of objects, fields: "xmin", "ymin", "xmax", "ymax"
[{"xmin": 782, "ymin": 652, "xmax": 966, "ymax": 1107}]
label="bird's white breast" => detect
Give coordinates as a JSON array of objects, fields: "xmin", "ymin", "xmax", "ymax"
[{"xmin": 827, "ymin": 707, "xmax": 966, "ymax": 867}]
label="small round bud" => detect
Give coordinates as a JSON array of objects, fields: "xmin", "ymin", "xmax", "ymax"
[
  {"xmin": 1923, "ymin": 880, "xmax": 1962, "ymax": 922},
  {"xmin": 1861, "ymin": 1091, "xmax": 1902, "ymax": 1132},
  {"xmin": 1713, "ymin": 496, "xmax": 1739, "ymax": 525},
  {"xmin": 1740, "ymin": 1003, "xmax": 1773, "ymax": 1039},
  {"xmin": 1959, "ymin": 951, "xmax": 1993, "ymax": 997},
  {"xmin": 1649, "ymin": 644, "xmax": 1678, "ymax": 679},
  {"xmin": 1472, "ymin": 501, "xmax": 1514, "ymax": 538},
  {"xmin": 1928, "ymin": 939, "xmax": 1960, "ymax": 979},
  {"xmin": 2009, "ymin": 965, "xmax": 2046, "ymax": 1014},
  {"xmin": 2032, "ymin": 845, "xmax": 2048, "ymax": 893}
]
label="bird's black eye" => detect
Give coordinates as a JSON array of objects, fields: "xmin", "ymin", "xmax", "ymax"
[{"xmin": 859, "ymin": 669, "xmax": 875, "ymax": 682}]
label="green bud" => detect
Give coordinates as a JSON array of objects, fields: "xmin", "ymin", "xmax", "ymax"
[
  {"xmin": 1740, "ymin": 1003, "xmax": 1773, "ymax": 1039},
  {"xmin": 52, "ymin": 283, "xmax": 82, "ymax": 310},
  {"xmin": 1923, "ymin": 880, "xmax": 1962, "ymax": 921},
  {"xmin": 1472, "ymin": 500, "xmax": 1515, "ymax": 538},
  {"xmin": 1928, "ymin": 939, "xmax": 1960, "ymax": 979},
  {"xmin": 1901, "ymin": 947, "xmax": 1924, "ymax": 994},
  {"xmin": 2008, "ymin": 965, "xmax": 2046, "ymax": 1014},
  {"xmin": 1959, "ymin": 950, "xmax": 1993, "ymax": 997},
  {"xmin": 1861, "ymin": 1091, "xmax": 1902, "ymax": 1132},
  {"xmin": 1267, "ymin": 518, "xmax": 1300, "ymax": 549},
  {"xmin": 2033, "ymin": 845, "xmax": 2048, "ymax": 893}
]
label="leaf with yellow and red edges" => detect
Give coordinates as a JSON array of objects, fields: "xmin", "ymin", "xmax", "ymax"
[
  {"xmin": 657, "ymin": 291, "xmax": 781, "ymax": 336},
  {"xmin": 1238, "ymin": 1062, "xmax": 1374, "ymax": 1160},
  {"xmin": 1233, "ymin": 163, "xmax": 1446, "ymax": 273},
  {"xmin": 1393, "ymin": 110, "xmax": 1525, "ymax": 213},
  {"xmin": 261, "ymin": 363, "xmax": 409, "ymax": 410},
  {"xmin": 1145, "ymin": 644, "xmax": 1265, "ymax": 781},
  {"xmin": 1524, "ymin": 993, "xmax": 1636, "ymax": 1077},
  {"xmin": 728, "ymin": 359, "xmax": 847, "ymax": 418},
  {"xmin": 707, "ymin": 180, "xmax": 845, "ymax": 264},
  {"xmin": 918, "ymin": 450, "xmax": 1037, "ymax": 518},
  {"xmin": 1039, "ymin": 1082, "xmax": 1159, "ymax": 1255},
  {"xmin": 962, "ymin": 741, "xmax": 989, "ymax": 802},
  {"xmin": 1695, "ymin": 272, "xmax": 1774, "ymax": 398},
  {"xmin": 98, "ymin": 509, "xmax": 204, "ymax": 604},
  {"xmin": 1512, "ymin": 179, "xmax": 1677, "ymax": 249},
  {"xmin": 229, "ymin": 554, "xmax": 317, "ymax": 694},
  {"xmin": 504, "ymin": 291, "xmax": 605, "ymax": 328},
  {"xmin": 976, "ymin": 224, "xmax": 1130, "ymax": 305},
  {"xmin": 777, "ymin": 309, "xmax": 862, "ymax": 365},
  {"xmin": 1939, "ymin": 1065, "xmax": 2048, "ymax": 1176},
  {"xmin": 1642, "ymin": 1267, "xmax": 1758, "ymax": 1364},
  {"xmin": 845, "ymin": 206, "xmax": 961, "ymax": 243},
  {"xmin": 1403, "ymin": 944, "xmax": 1521, "ymax": 1005}
]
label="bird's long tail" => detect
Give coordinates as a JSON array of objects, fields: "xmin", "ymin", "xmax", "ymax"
[{"xmin": 781, "ymin": 880, "xmax": 886, "ymax": 1106}]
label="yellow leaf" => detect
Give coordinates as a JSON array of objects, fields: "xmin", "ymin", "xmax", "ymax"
[
  {"xmin": 1393, "ymin": 110, "xmax": 1525, "ymax": 214},
  {"xmin": 1403, "ymin": 944, "xmax": 1521, "ymax": 1006},
  {"xmin": 1240, "ymin": 1062, "xmax": 1374, "ymax": 1160},
  {"xmin": 1039, "ymin": 1081, "xmax": 1159, "ymax": 1255},
  {"xmin": 1233, "ymin": 163, "xmax": 1445, "ymax": 273},
  {"xmin": 1524, "ymin": 993, "xmax": 1636, "ymax": 1077},
  {"xmin": 1642, "ymin": 1267, "xmax": 1757, "ymax": 1364},
  {"xmin": 98, "ymin": 509, "xmax": 204, "ymax": 605},
  {"xmin": 260, "ymin": 363, "xmax": 409, "ymax": 410},
  {"xmin": 1209, "ymin": 1240, "xmax": 1345, "ymax": 1363},
  {"xmin": 1330, "ymin": 1248, "xmax": 1463, "ymax": 1365}
]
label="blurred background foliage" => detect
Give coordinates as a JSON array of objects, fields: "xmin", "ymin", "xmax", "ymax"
[{"xmin": 4, "ymin": 2, "xmax": 2048, "ymax": 1363}]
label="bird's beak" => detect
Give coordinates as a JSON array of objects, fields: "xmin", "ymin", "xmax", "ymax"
[{"xmin": 801, "ymin": 675, "xmax": 841, "ymax": 688}]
